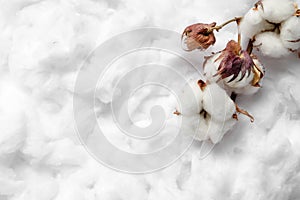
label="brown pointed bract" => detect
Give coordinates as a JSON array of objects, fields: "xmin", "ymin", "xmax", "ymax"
[{"xmin": 213, "ymin": 40, "xmax": 253, "ymax": 83}]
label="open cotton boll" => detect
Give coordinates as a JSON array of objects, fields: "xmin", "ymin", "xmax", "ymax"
[
  {"xmin": 257, "ymin": 0, "xmax": 295, "ymax": 23},
  {"xmin": 254, "ymin": 32, "xmax": 290, "ymax": 57},
  {"xmin": 176, "ymin": 81, "xmax": 237, "ymax": 144},
  {"xmin": 203, "ymin": 40, "xmax": 264, "ymax": 95},
  {"xmin": 176, "ymin": 79, "xmax": 203, "ymax": 116},
  {"xmin": 207, "ymin": 118, "xmax": 237, "ymax": 144},
  {"xmin": 192, "ymin": 115, "xmax": 210, "ymax": 141},
  {"xmin": 193, "ymin": 115, "xmax": 236, "ymax": 144},
  {"xmin": 202, "ymin": 83, "xmax": 236, "ymax": 122},
  {"xmin": 240, "ymin": 7, "xmax": 275, "ymax": 38},
  {"xmin": 280, "ymin": 15, "xmax": 300, "ymax": 50}
]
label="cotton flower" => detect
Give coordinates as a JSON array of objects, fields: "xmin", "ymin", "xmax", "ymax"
[
  {"xmin": 280, "ymin": 13, "xmax": 300, "ymax": 51},
  {"xmin": 181, "ymin": 23, "xmax": 216, "ymax": 51},
  {"xmin": 240, "ymin": 6, "xmax": 275, "ymax": 38},
  {"xmin": 253, "ymin": 32, "xmax": 290, "ymax": 57},
  {"xmin": 256, "ymin": 0, "xmax": 295, "ymax": 23},
  {"xmin": 175, "ymin": 80, "xmax": 253, "ymax": 144},
  {"xmin": 203, "ymin": 40, "xmax": 264, "ymax": 95}
]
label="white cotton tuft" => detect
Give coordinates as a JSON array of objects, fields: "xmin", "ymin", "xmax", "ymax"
[
  {"xmin": 202, "ymin": 83, "xmax": 236, "ymax": 122},
  {"xmin": 12, "ymin": 167, "xmax": 58, "ymax": 200},
  {"xmin": 177, "ymin": 79, "xmax": 203, "ymax": 116},
  {"xmin": 257, "ymin": 0, "xmax": 295, "ymax": 23},
  {"xmin": 240, "ymin": 7, "xmax": 275, "ymax": 38},
  {"xmin": 0, "ymin": 78, "xmax": 27, "ymax": 157},
  {"xmin": 0, "ymin": 166, "xmax": 24, "ymax": 195},
  {"xmin": 44, "ymin": 139, "xmax": 87, "ymax": 167},
  {"xmin": 280, "ymin": 15, "xmax": 300, "ymax": 50},
  {"xmin": 254, "ymin": 32, "xmax": 290, "ymax": 57}
]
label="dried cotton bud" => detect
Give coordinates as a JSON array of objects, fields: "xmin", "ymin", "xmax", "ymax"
[{"xmin": 181, "ymin": 22, "xmax": 216, "ymax": 51}]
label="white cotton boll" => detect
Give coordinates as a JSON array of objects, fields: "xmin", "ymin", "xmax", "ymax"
[
  {"xmin": 192, "ymin": 115, "xmax": 210, "ymax": 141},
  {"xmin": 280, "ymin": 15, "xmax": 300, "ymax": 50},
  {"xmin": 208, "ymin": 118, "xmax": 237, "ymax": 144},
  {"xmin": 240, "ymin": 7, "xmax": 275, "ymax": 38},
  {"xmin": 202, "ymin": 83, "xmax": 236, "ymax": 122},
  {"xmin": 177, "ymin": 80, "xmax": 203, "ymax": 116},
  {"xmin": 254, "ymin": 32, "xmax": 290, "ymax": 57},
  {"xmin": 257, "ymin": 0, "xmax": 295, "ymax": 23},
  {"xmin": 203, "ymin": 53, "xmax": 263, "ymax": 95}
]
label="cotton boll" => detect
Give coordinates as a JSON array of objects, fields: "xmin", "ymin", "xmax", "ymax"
[
  {"xmin": 280, "ymin": 15, "xmax": 300, "ymax": 50},
  {"xmin": 207, "ymin": 118, "xmax": 237, "ymax": 144},
  {"xmin": 192, "ymin": 115, "xmax": 210, "ymax": 141},
  {"xmin": 202, "ymin": 83, "xmax": 236, "ymax": 122},
  {"xmin": 254, "ymin": 32, "xmax": 290, "ymax": 57},
  {"xmin": 240, "ymin": 7, "xmax": 275, "ymax": 38},
  {"xmin": 203, "ymin": 48, "xmax": 264, "ymax": 95},
  {"xmin": 257, "ymin": 0, "xmax": 295, "ymax": 23},
  {"xmin": 176, "ymin": 79, "xmax": 203, "ymax": 116},
  {"xmin": 193, "ymin": 115, "xmax": 237, "ymax": 144}
]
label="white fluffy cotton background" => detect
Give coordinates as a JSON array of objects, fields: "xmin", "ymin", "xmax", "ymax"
[{"xmin": 1, "ymin": 0, "xmax": 300, "ymax": 199}]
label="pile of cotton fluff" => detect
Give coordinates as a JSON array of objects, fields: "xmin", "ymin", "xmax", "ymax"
[
  {"xmin": 176, "ymin": 80, "xmax": 238, "ymax": 144},
  {"xmin": 240, "ymin": 0, "xmax": 300, "ymax": 57}
]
